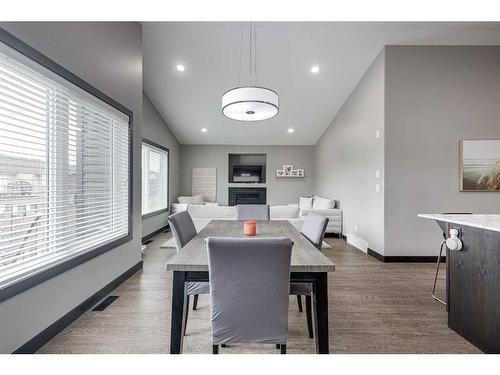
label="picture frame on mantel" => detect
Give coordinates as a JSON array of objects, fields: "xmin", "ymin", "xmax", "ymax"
[{"xmin": 459, "ymin": 139, "xmax": 500, "ymax": 192}]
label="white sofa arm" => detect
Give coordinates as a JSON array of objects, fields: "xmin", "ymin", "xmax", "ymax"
[{"xmin": 171, "ymin": 203, "xmax": 190, "ymax": 214}]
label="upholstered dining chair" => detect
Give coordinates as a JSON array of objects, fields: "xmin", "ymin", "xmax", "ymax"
[
  {"xmin": 290, "ymin": 214, "xmax": 329, "ymax": 338},
  {"xmin": 206, "ymin": 237, "xmax": 293, "ymax": 354},
  {"xmin": 167, "ymin": 211, "xmax": 210, "ymax": 334},
  {"xmin": 236, "ymin": 204, "xmax": 270, "ymax": 221}
]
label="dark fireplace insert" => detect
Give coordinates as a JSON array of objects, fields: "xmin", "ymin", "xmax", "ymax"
[{"xmin": 228, "ymin": 187, "xmax": 267, "ymax": 206}]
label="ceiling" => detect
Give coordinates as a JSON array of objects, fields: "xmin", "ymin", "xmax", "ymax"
[{"xmin": 143, "ymin": 22, "xmax": 500, "ymax": 145}]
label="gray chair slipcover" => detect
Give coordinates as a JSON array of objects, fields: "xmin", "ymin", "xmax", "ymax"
[
  {"xmin": 236, "ymin": 204, "xmax": 270, "ymax": 221},
  {"xmin": 168, "ymin": 211, "xmax": 210, "ymax": 296},
  {"xmin": 291, "ymin": 213, "xmax": 329, "ymax": 294},
  {"xmin": 301, "ymin": 213, "xmax": 330, "ymax": 250},
  {"xmin": 290, "ymin": 214, "xmax": 329, "ymax": 338},
  {"xmin": 206, "ymin": 237, "xmax": 293, "ymax": 346},
  {"xmin": 168, "ymin": 210, "xmax": 197, "ymax": 249}
]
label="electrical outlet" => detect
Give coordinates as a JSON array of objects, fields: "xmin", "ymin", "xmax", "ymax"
[
  {"xmin": 376, "ymin": 184, "xmax": 380, "ymax": 193},
  {"xmin": 376, "ymin": 130, "xmax": 380, "ymax": 139},
  {"xmin": 354, "ymin": 225, "xmax": 358, "ymax": 232},
  {"xmin": 375, "ymin": 170, "xmax": 380, "ymax": 179}
]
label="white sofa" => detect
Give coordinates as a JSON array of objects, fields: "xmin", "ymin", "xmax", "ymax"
[{"xmin": 171, "ymin": 200, "xmax": 342, "ymax": 236}]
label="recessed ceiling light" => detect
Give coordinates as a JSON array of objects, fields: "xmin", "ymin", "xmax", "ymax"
[
  {"xmin": 288, "ymin": 128, "xmax": 294, "ymax": 133},
  {"xmin": 176, "ymin": 64, "xmax": 185, "ymax": 72},
  {"xmin": 311, "ymin": 65, "xmax": 320, "ymax": 74},
  {"xmin": 201, "ymin": 128, "xmax": 207, "ymax": 133}
]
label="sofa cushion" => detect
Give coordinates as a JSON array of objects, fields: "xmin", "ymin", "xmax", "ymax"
[
  {"xmin": 300, "ymin": 208, "xmax": 340, "ymax": 217},
  {"xmin": 313, "ymin": 196, "xmax": 335, "ymax": 210},
  {"xmin": 188, "ymin": 204, "xmax": 236, "ymax": 219},
  {"xmin": 299, "ymin": 196, "xmax": 313, "ymax": 211},
  {"xmin": 270, "ymin": 205, "xmax": 300, "ymax": 219},
  {"xmin": 178, "ymin": 195, "xmax": 204, "ymax": 205}
]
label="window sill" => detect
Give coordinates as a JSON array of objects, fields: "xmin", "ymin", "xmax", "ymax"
[{"xmin": 142, "ymin": 208, "xmax": 169, "ymax": 220}]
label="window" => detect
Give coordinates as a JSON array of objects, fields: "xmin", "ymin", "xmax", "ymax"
[
  {"xmin": 142, "ymin": 141, "xmax": 169, "ymax": 218},
  {"xmin": 0, "ymin": 32, "xmax": 131, "ymax": 299}
]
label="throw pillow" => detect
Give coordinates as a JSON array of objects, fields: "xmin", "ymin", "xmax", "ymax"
[
  {"xmin": 299, "ymin": 196, "xmax": 313, "ymax": 211},
  {"xmin": 312, "ymin": 196, "xmax": 334, "ymax": 210}
]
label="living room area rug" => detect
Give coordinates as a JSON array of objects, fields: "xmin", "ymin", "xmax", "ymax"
[{"xmin": 160, "ymin": 237, "xmax": 332, "ymax": 249}]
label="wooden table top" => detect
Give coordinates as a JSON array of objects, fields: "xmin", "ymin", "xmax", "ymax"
[{"xmin": 165, "ymin": 220, "xmax": 336, "ymax": 273}]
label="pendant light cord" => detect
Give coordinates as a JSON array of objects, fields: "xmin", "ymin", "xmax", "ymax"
[
  {"xmin": 249, "ymin": 22, "xmax": 252, "ymax": 81},
  {"xmin": 238, "ymin": 23, "xmax": 243, "ymax": 86},
  {"xmin": 238, "ymin": 22, "xmax": 258, "ymax": 86},
  {"xmin": 254, "ymin": 23, "xmax": 258, "ymax": 85}
]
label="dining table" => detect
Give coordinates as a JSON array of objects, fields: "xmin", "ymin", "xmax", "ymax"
[{"xmin": 165, "ymin": 219, "xmax": 336, "ymax": 354}]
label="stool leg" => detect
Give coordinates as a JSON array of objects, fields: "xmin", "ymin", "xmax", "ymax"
[{"xmin": 432, "ymin": 241, "xmax": 447, "ymax": 306}]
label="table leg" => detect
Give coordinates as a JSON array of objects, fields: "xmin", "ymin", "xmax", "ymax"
[
  {"xmin": 170, "ymin": 271, "xmax": 186, "ymax": 354},
  {"xmin": 313, "ymin": 272, "xmax": 329, "ymax": 354}
]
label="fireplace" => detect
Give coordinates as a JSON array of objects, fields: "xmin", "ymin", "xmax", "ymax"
[{"xmin": 228, "ymin": 187, "xmax": 267, "ymax": 206}]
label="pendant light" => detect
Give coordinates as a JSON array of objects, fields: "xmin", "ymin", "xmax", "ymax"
[{"xmin": 221, "ymin": 23, "xmax": 279, "ymax": 122}]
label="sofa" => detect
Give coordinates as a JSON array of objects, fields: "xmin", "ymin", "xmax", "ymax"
[{"xmin": 171, "ymin": 196, "xmax": 342, "ymax": 236}]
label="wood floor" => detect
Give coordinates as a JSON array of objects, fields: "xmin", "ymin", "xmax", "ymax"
[{"xmin": 37, "ymin": 232, "xmax": 480, "ymax": 354}]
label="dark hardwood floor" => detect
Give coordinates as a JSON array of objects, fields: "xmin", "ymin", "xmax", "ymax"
[{"xmin": 37, "ymin": 232, "xmax": 480, "ymax": 354}]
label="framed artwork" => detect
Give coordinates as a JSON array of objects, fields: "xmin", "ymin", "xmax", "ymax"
[
  {"xmin": 192, "ymin": 167, "xmax": 217, "ymax": 202},
  {"xmin": 460, "ymin": 140, "xmax": 500, "ymax": 191},
  {"xmin": 276, "ymin": 164, "xmax": 305, "ymax": 178}
]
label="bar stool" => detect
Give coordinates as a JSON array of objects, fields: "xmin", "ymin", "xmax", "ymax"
[{"xmin": 432, "ymin": 212, "xmax": 472, "ymax": 306}]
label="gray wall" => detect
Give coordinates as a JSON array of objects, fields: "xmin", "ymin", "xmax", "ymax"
[
  {"xmin": 179, "ymin": 145, "xmax": 315, "ymax": 205},
  {"xmin": 314, "ymin": 49, "xmax": 385, "ymax": 253},
  {"xmin": 385, "ymin": 46, "xmax": 500, "ymax": 256},
  {"xmin": 0, "ymin": 22, "xmax": 143, "ymax": 353},
  {"xmin": 142, "ymin": 93, "xmax": 181, "ymax": 237}
]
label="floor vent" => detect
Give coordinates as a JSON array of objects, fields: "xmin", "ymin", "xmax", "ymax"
[
  {"xmin": 92, "ymin": 296, "xmax": 119, "ymax": 311},
  {"xmin": 142, "ymin": 239, "xmax": 153, "ymax": 245}
]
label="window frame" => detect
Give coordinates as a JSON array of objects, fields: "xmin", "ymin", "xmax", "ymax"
[
  {"xmin": 0, "ymin": 28, "xmax": 133, "ymax": 303},
  {"xmin": 141, "ymin": 139, "xmax": 170, "ymax": 219}
]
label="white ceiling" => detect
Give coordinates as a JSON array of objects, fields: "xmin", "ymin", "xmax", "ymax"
[{"xmin": 143, "ymin": 22, "xmax": 500, "ymax": 145}]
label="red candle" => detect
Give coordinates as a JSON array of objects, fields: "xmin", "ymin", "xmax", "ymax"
[{"xmin": 244, "ymin": 220, "xmax": 257, "ymax": 236}]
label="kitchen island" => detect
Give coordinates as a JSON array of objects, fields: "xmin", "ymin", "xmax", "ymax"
[{"xmin": 418, "ymin": 214, "xmax": 500, "ymax": 353}]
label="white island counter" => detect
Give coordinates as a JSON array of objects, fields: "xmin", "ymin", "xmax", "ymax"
[
  {"xmin": 418, "ymin": 213, "xmax": 500, "ymax": 353},
  {"xmin": 418, "ymin": 214, "xmax": 500, "ymax": 233}
]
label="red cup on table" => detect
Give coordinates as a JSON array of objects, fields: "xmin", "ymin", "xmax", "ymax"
[{"xmin": 244, "ymin": 220, "xmax": 257, "ymax": 236}]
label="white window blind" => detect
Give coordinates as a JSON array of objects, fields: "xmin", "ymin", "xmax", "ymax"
[
  {"xmin": 0, "ymin": 41, "xmax": 130, "ymax": 292},
  {"xmin": 142, "ymin": 142, "xmax": 168, "ymax": 216}
]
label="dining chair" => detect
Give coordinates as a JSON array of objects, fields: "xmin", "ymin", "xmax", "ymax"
[
  {"xmin": 290, "ymin": 214, "xmax": 329, "ymax": 339},
  {"xmin": 206, "ymin": 236, "xmax": 293, "ymax": 354},
  {"xmin": 168, "ymin": 211, "xmax": 210, "ymax": 334},
  {"xmin": 236, "ymin": 204, "xmax": 270, "ymax": 221}
]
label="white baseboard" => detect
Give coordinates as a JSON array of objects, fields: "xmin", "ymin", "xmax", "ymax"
[{"xmin": 346, "ymin": 233, "xmax": 368, "ymax": 253}]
